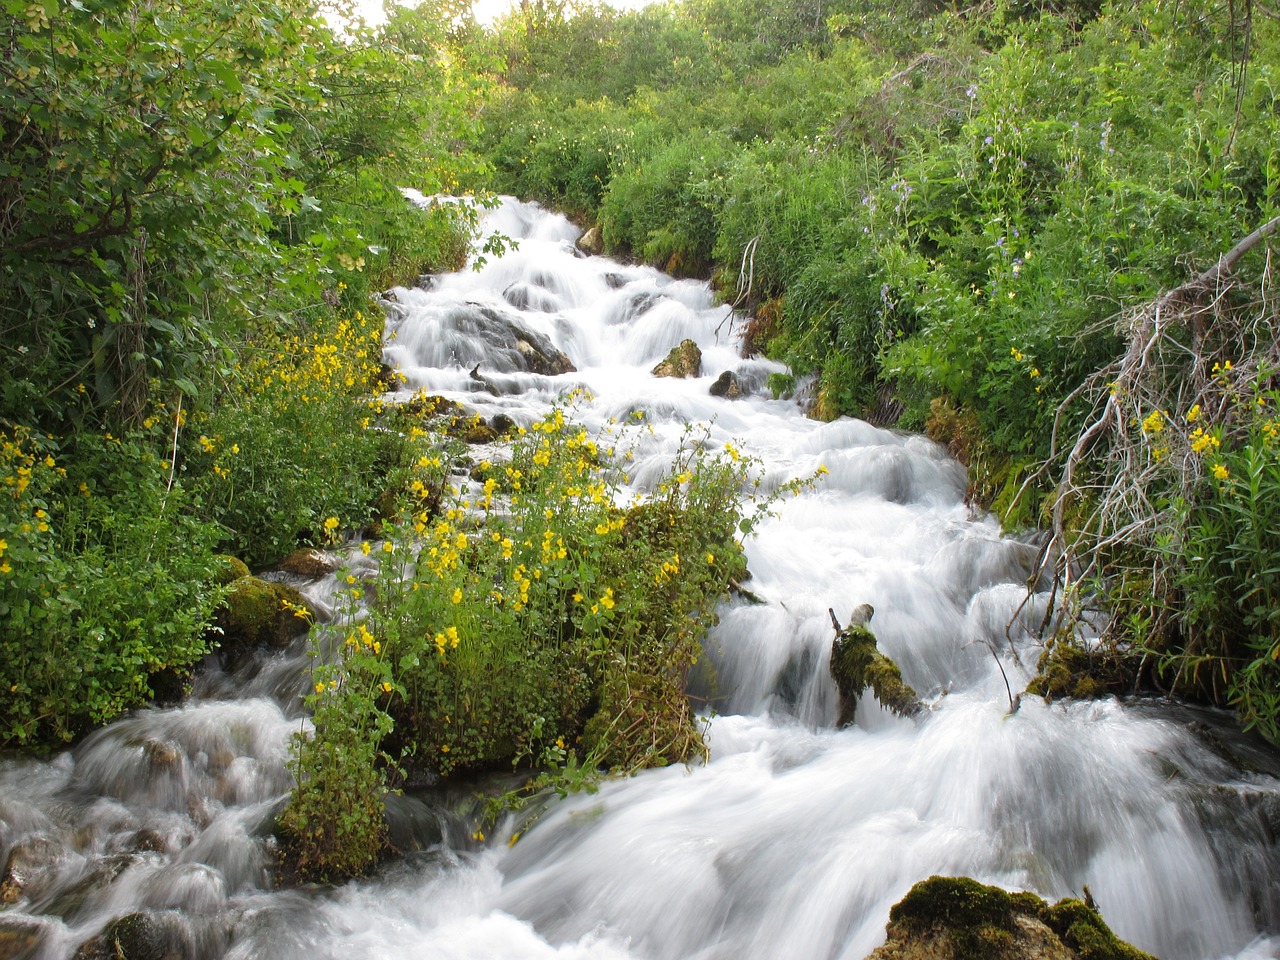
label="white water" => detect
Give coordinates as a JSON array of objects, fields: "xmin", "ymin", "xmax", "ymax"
[{"xmin": 3, "ymin": 197, "xmax": 1279, "ymax": 960}]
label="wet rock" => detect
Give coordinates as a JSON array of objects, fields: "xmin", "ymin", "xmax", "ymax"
[
  {"xmin": 709, "ymin": 370, "xmax": 741, "ymax": 399},
  {"xmin": 576, "ymin": 226, "xmax": 604, "ymax": 256},
  {"xmin": 278, "ymin": 548, "xmax": 339, "ymax": 578},
  {"xmin": 1, "ymin": 834, "xmax": 71, "ymax": 904},
  {"xmin": 446, "ymin": 414, "xmax": 497, "ymax": 445},
  {"xmin": 0, "ymin": 917, "xmax": 47, "ymax": 958},
  {"xmin": 211, "ymin": 576, "xmax": 312, "ymax": 664},
  {"xmin": 490, "ymin": 413, "xmax": 517, "ymax": 437},
  {"xmin": 866, "ymin": 876, "xmax": 1156, "ymax": 960},
  {"xmin": 652, "ymin": 339, "xmax": 702, "ymax": 379},
  {"xmin": 829, "ymin": 609, "xmax": 921, "ymax": 726},
  {"xmin": 466, "ymin": 306, "xmax": 576, "ymax": 377},
  {"xmin": 143, "ymin": 740, "xmax": 183, "ymax": 772},
  {"xmin": 74, "ymin": 912, "xmax": 178, "ymax": 960}
]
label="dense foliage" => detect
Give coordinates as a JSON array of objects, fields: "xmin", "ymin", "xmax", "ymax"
[
  {"xmin": 281, "ymin": 395, "xmax": 816, "ymax": 878},
  {"xmin": 475, "ymin": 0, "xmax": 1280, "ymax": 740},
  {"xmin": 0, "ymin": 0, "xmax": 484, "ymax": 743}
]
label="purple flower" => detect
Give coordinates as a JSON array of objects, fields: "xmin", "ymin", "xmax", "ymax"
[{"xmin": 984, "ymin": 135, "xmax": 994, "ymax": 145}]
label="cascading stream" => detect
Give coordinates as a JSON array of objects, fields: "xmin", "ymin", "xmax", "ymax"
[{"xmin": 2, "ymin": 197, "xmax": 1278, "ymax": 960}]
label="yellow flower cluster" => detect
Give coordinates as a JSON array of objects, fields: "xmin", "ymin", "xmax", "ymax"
[{"xmin": 654, "ymin": 552, "xmax": 681, "ymax": 585}]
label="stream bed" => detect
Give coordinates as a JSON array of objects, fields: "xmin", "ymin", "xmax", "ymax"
[{"xmin": 2, "ymin": 197, "xmax": 1279, "ymax": 960}]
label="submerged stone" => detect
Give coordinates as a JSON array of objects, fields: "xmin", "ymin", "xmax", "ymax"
[{"xmin": 868, "ymin": 876, "xmax": 1156, "ymax": 960}]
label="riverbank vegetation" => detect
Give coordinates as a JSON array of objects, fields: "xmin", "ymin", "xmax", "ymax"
[
  {"xmin": 0, "ymin": 0, "xmax": 484, "ymax": 742},
  {"xmin": 4, "ymin": 0, "xmax": 1280, "ymax": 882},
  {"xmin": 475, "ymin": 0, "xmax": 1280, "ymax": 741}
]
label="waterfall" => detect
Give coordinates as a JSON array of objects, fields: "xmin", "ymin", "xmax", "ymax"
[{"xmin": 2, "ymin": 197, "xmax": 1278, "ymax": 960}]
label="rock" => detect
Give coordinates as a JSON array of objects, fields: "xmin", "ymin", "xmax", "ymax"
[
  {"xmin": 652, "ymin": 340, "xmax": 702, "ymax": 379},
  {"xmin": 212, "ymin": 576, "xmax": 312, "ymax": 663},
  {"xmin": 212, "ymin": 555, "xmax": 250, "ymax": 586},
  {"xmin": 867, "ymin": 876, "xmax": 1156, "ymax": 960},
  {"xmin": 490, "ymin": 413, "xmax": 517, "ymax": 437},
  {"xmin": 0, "ymin": 917, "xmax": 47, "ymax": 958},
  {"xmin": 576, "ymin": 226, "xmax": 604, "ymax": 256},
  {"xmin": 1, "ymin": 834, "xmax": 70, "ymax": 904},
  {"xmin": 709, "ymin": 370, "xmax": 741, "ymax": 399},
  {"xmin": 74, "ymin": 912, "xmax": 178, "ymax": 960},
  {"xmin": 462, "ymin": 306, "xmax": 576, "ymax": 377},
  {"xmin": 279, "ymin": 548, "xmax": 339, "ymax": 578},
  {"xmin": 829, "ymin": 610, "xmax": 921, "ymax": 726},
  {"xmin": 445, "ymin": 414, "xmax": 497, "ymax": 445}
]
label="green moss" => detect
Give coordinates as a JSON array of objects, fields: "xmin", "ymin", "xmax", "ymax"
[
  {"xmin": 1043, "ymin": 899, "xmax": 1157, "ymax": 960},
  {"xmin": 1027, "ymin": 640, "xmax": 1133, "ymax": 703},
  {"xmin": 214, "ymin": 576, "xmax": 311, "ymax": 657},
  {"xmin": 882, "ymin": 878, "xmax": 1157, "ymax": 960},
  {"xmin": 213, "ymin": 555, "xmax": 251, "ymax": 585},
  {"xmin": 830, "ymin": 624, "xmax": 921, "ymax": 725},
  {"xmin": 890, "ymin": 876, "xmax": 1022, "ymax": 932}
]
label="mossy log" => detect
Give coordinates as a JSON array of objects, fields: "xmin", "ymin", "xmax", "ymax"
[
  {"xmin": 829, "ymin": 607, "xmax": 922, "ymax": 726},
  {"xmin": 867, "ymin": 875, "xmax": 1157, "ymax": 960}
]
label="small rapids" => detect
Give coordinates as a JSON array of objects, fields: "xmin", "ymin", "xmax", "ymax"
[{"xmin": 3, "ymin": 197, "xmax": 1279, "ymax": 960}]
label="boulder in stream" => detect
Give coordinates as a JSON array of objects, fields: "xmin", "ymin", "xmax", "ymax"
[
  {"xmin": 576, "ymin": 225, "xmax": 604, "ymax": 256},
  {"xmin": 866, "ymin": 875, "xmax": 1156, "ymax": 960},
  {"xmin": 1, "ymin": 833, "xmax": 74, "ymax": 904},
  {"xmin": 212, "ymin": 576, "xmax": 312, "ymax": 663},
  {"xmin": 652, "ymin": 339, "xmax": 702, "ymax": 379},
  {"xmin": 74, "ymin": 911, "xmax": 183, "ymax": 960},
  {"xmin": 278, "ymin": 548, "xmax": 339, "ymax": 578},
  {"xmin": 709, "ymin": 370, "xmax": 742, "ymax": 399}
]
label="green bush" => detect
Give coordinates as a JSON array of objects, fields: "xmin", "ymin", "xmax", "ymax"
[
  {"xmin": 282, "ymin": 396, "xmax": 821, "ymax": 878},
  {"xmin": 0, "ymin": 425, "xmax": 223, "ymax": 745}
]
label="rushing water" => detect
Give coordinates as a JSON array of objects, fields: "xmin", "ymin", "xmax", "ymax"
[{"xmin": 3, "ymin": 197, "xmax": 1280, "ymax": 960}]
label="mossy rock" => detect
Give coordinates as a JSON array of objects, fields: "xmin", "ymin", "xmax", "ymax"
[
  {"xmin": 74, "ymin": 911, "xmax": 174, "ymax": 960},
  {"xmin": 1042, "ymin": 899, "xmax": 1156, "ymax": 960},
  {"xmin": 830, "ymin": 624, "xmax": 921, "ymax": 726},
  {"xmin": 869, "ymin": 877, "xmax": 1156, "ymax": 960},
  {"xmin": 212, "ymin": 576, "xmax": 312, "ymax": 663},
  {"xmin": 212, "ymin": 555, "xmax": 250, "ymax": 586},
  {"xmin": 279, "ymin": 548, "xmax": 339, "ymax": 578},
  {"xmin": 652, "ymin": 339, "xmax": 702, "ymax": 379},
  {"xmin": 445, "ymin": 414, "xmax": 498, "ymax": 444},
  {"xmin": 1026, "ymin": 640, "xmax": 1134, "ymax": 703}
]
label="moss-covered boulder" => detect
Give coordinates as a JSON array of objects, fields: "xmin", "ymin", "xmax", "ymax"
[
  {"xmin": 212, "ymin": 555, "xmax": 250, "ymax": 586},
  {"xmin": 1026, "ymin": 640, "xmax": 1134, "ymax": 703},
  {"xmin": 279, "ymin": 547, "xmax": 339, "ymax": 578},
  {"xmin": 652, "ymin": 339, "xmax": 702, "ymax": 379},
  {"xmin": 867, "ymin": 876, "xmax": 1156, "ymax": 960},
  {"xmin": 830, "ymin": 619, "xmax": 921, "ymax": 726},
  {"xmin": 212, "ymin": 576, "xmax": 312, "ymax": 663},
  {"xmin": 73, "ymin": 912, "xmax": 176, "ymax": 960}
]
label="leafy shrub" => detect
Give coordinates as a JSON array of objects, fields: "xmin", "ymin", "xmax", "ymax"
[
  {"xmin": 0, "ymin": 424, "xmax": 223, "ymax": 745},
  {"xmin": 282, "ymin": 395, "xmax": 822, "ymax": 877}
]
